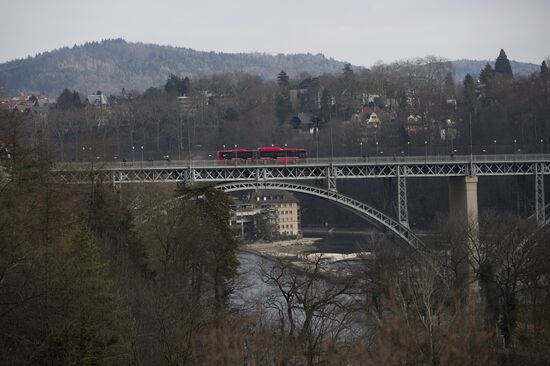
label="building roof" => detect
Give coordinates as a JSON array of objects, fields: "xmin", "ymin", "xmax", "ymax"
[
  {"xmin": 87, "ymin": 94, "xmax": 108, "ymax": 106},
  {"xmin": 249, "ymin": 190, "xmax": 300, "ymax": 204}
]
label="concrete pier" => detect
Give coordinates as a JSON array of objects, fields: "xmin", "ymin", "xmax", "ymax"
[{"xmin": 448, "ymin": 176, "xmax": 479, "ymax": 293}]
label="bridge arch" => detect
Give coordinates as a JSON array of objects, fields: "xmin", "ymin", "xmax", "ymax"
[
  {"xmin": 133, "ymin": 181, "xmax": 423, "ymax": 249},
  {"xmin": 215, "ymin": 181, "xmax": 423, "ymax": 250}
]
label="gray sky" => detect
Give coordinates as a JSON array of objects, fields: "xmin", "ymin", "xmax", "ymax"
[{"xmin": 1, "ymin": 0, "xmax": 548, "ymax": 66}]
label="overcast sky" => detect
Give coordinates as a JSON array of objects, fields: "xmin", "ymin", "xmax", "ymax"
[{"xmin": 1, "ymin": 0, "xmax": 548, "ymax": 66}]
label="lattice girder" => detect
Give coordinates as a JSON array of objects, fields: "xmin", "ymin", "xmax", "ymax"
[{"xmin": 52, "ymin": 159, "xmax": 550, "ymax": 184}]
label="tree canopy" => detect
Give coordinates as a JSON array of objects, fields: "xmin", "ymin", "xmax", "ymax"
[{"xmin": 479, "ymin": 63, "xmax": 495, "ymax": 84}]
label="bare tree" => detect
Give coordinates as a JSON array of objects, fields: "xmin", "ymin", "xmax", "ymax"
[{"xmin": 260, "ymin": 254, "xmax": 359, "ymax": 365}]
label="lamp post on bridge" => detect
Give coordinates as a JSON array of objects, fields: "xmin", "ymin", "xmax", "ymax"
[
  {"xmin": 407, "ymin": 141, "xmax": 410, "ymax": 156},
  {"xmin": 132, "ymin": 146, "xmax": 135, "ymax": 165},
  {"xmin": 541, "ymin": 139, "xmax": 544, "ymax": 154},
  {"xmin": 284, "ymin": 143, "xmax": 288, "ymax": 165},
  {"xmin": 375, "ymin": 141, "xmax": 379, "ymax": 157},
  {"xmin": 140, "ymin": 145, "xmax": 144, "ymax": 167},
  {"xmin": 424, "ymin": 140, "xmax": 428, "ymax": 162},
  {"xmin": 513, "ymin": 139, "xmax": 517, "ymax": 155},
  {"xmin": 360, "ymin": 141, "xmax": 363, "ymax": 158},
  {"xmin": 493, "ymin": 139, "xmax": 497, "ymax": 159}
]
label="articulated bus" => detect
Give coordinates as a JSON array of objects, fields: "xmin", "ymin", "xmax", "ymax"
[{"xmin": 216, "ymin": 146, "xmax": 307, "ymax": 163}]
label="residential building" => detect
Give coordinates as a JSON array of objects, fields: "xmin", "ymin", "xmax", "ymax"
[
  {"xmin": 405, "ymin": 114, "xmax": 423, "ymax": 135},
  {"xmin": 250, "ymin": 190, "xmax": 301, "ymax": 237},
  {"xmin": 86, "ymin": 94, "xmax": 108, "ymax": 107},
  {"xmin": 230, "ymin": 190, "xmax": 302, "ymax": 240}
]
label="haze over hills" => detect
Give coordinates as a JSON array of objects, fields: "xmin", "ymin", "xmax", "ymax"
[{"xmin": 0, "ymin": 39, "xmax": 540, "ymax": 97}]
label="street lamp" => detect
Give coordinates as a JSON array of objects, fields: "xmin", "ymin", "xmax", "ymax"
[
  {"xmin": 234, "ymin": 144, "xmax": 238, "ymax": 160},
  {"xmin": 132, "ymin": 146, "xmax": 135, "ymax": 165},
  {"xmin": 140, "ymin": 145, "xmax": 144, "ymax": 167},
  {"xmin": 424, "ymin": 140, "xmax": 428, "ymax": 161},
  {"xmin": 360, "ymin": 141, "xmax": 363, "ymax": 158},
  {"xmin": 513, "ymin": 139, "xmax": 517, "ymax": 154},
  {"xmin": 493, "ymin": 139, "xmax": 497, "ymax": 158},
  {"xmin": 376, "ymin": 141, "xmax": 379, "ymax": 156},
  {"xmin": 407, "ymin": 141, "xmax": 410, "ymax": 156},
  {"xmin": 541, "ymin": 139, "xmax": 544, "ymax": 154}
]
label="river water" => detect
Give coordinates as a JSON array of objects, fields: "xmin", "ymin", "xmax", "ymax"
[
  {"xmin": 231, "ymin": 229, "xmax": 374, "ymax": 310},
  {"xmin": 302, "ymin": 229, "xmax": 380, "ymax": 254}
]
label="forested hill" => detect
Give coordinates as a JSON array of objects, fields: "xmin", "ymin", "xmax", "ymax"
[
  {"xmin": 452, "ymin": 58, "xmax": 539, "ymax": 81},
  {"xmin": 0, "ymin": 39, "xmax": 347, "ymax": 96},
  {"xmin": 0, "ymin": 38, "xmax": 541, "ymax": 97}
]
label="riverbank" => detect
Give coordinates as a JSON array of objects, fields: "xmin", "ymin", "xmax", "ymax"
[
  {"xmin": 241, "ymin": 237, "xmax": 323, "ymax": 257},
  {"xmin": 241, "ymin": 236, "xmax": 373, "ymax": 265}
]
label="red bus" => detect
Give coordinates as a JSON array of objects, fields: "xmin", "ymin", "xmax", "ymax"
[
  {"xmin": 257, "ymin": 147, "xmax": 306, "ymax": 163},
  {"xmin": 216, "ymin": 147, "xmax": 306, "ymax": 163},
  {"xmin": 216, "ymin": 149, "xmax": 255, "ymax": 162}
]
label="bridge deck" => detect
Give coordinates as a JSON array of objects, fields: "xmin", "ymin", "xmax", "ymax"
[{"xmin": 52, "ymin": 154, "xmax": 550, "ymax": 184}]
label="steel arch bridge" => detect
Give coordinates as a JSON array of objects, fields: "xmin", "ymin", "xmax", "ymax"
[
  {"xmin": 135, "ymin": 181, "xmax": 424, "ymax": 250},
  {"xmin": 54, "ymin": 154, "xmax": 550, "ymax": 248},
  {"xmin": 216, "ymin": 181, "xmax": 423, "ymax": 249}
]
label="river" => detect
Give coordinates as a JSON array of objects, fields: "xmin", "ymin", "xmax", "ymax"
[{"xmin": 302, "ymin": 228, "xmax": 381, "ymax": 254}]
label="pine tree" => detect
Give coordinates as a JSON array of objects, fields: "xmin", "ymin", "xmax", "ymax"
[
  {"xmin": 444, "ymin": 71, "xmax": 456, "ymax": 98},
  {"xmin": 71, "ymin": 90, "xmax": 82, "ymax": 107},
  {"xmin": 479, "ymin": 63, "xmax": 495, "ymax": 84},
  {"xmin": 343, "ymin": 63, "xmax": 353, "ymax": 78},
  {"xmin": 541, "ymin": 60, "xmax": 549, "ymax": 76},
  {"xmin": 463, "ymin": 73, "xmax": 476, "ymax": 108},
  {"xmin": 319, "ymin": 88, "xmax": 331, "ymax": 123},
  {"xmin": 275, "ymin": 93, "xmax": 292, "ymax": 123},
  {"xmin": 42, "ymin": 223, "xmax": 130, "ymax": 364},
  {"xmin": 494, "ymin": 49, "xmax": 513, "ymax": 79},
  {"xmin": 164, "ymin": 74, "xmax": 190, "ymax": 96},
  {"xmin": 277, "ymin": 70, "xmax": 289, "ymax": 88}
]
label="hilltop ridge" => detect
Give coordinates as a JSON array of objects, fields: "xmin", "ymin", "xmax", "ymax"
[
  {"xmin": 0, "ymin": 39, "xmax": 347, "ymax": 96},
  {"xmin": 0, "ymin": 39, "xmax": 540, "ymax": 96}
]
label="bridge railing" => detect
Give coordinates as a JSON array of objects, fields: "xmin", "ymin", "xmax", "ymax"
[{"xmin": 52, "ymin": 154, "xmax": 550, "ymax": 171}]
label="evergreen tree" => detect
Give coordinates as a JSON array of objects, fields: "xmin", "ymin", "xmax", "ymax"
[
  {"xmin": 57, "ymin": 88, "xmax": 73, "ymax": 109},
  {"xmin": 479, "ymin": 63, "xmax": 495, "ymax": 84},
  {"xmin": 72, "ymin": 90, "xmax": 82, "ymax": 107},
  {"xmin": 277, "ymin": 70, "xmax": 289, "ymax": 88},
  {"xmin": 29, "ymin": 94, "xmax": 39, "ymax": 105},
  {"xmin": 57, "ymin": 89, "xmax": 82, "ymax": 109},
  {"xmin": 463, "ymin": 73, "xmax": 476, "ymax": 108},
  {"xmin": 43, "ymin": 223, "xmax": 130, "ymax": 364},
  {"xmin": 174, "ymin": 185, "xmax": 239, "ymax": 309},
  {"xmin": 165, "ymin": 74, "xmax": 190, "ymax": 96},
  {"xmin": 343, "ymin": 63, "xmax": 353, "ymax": 78},
  {"xmin": 443, "ymin": 71, "xmax": 456, "ymax": 98},
  {"xmin": 319, "ymin": 88, "xmax": 331, "ymax": 123},
  {"xmin": 275, "ymin": 93, "xmax": 292, "ymax": 123},
  {"xmin": 541, "ymin": 60, "xmax": 549, "ymax": 76},
  {"xmin": 494, "ymin": 49, "xmax": 513, "ymax": 78}
]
